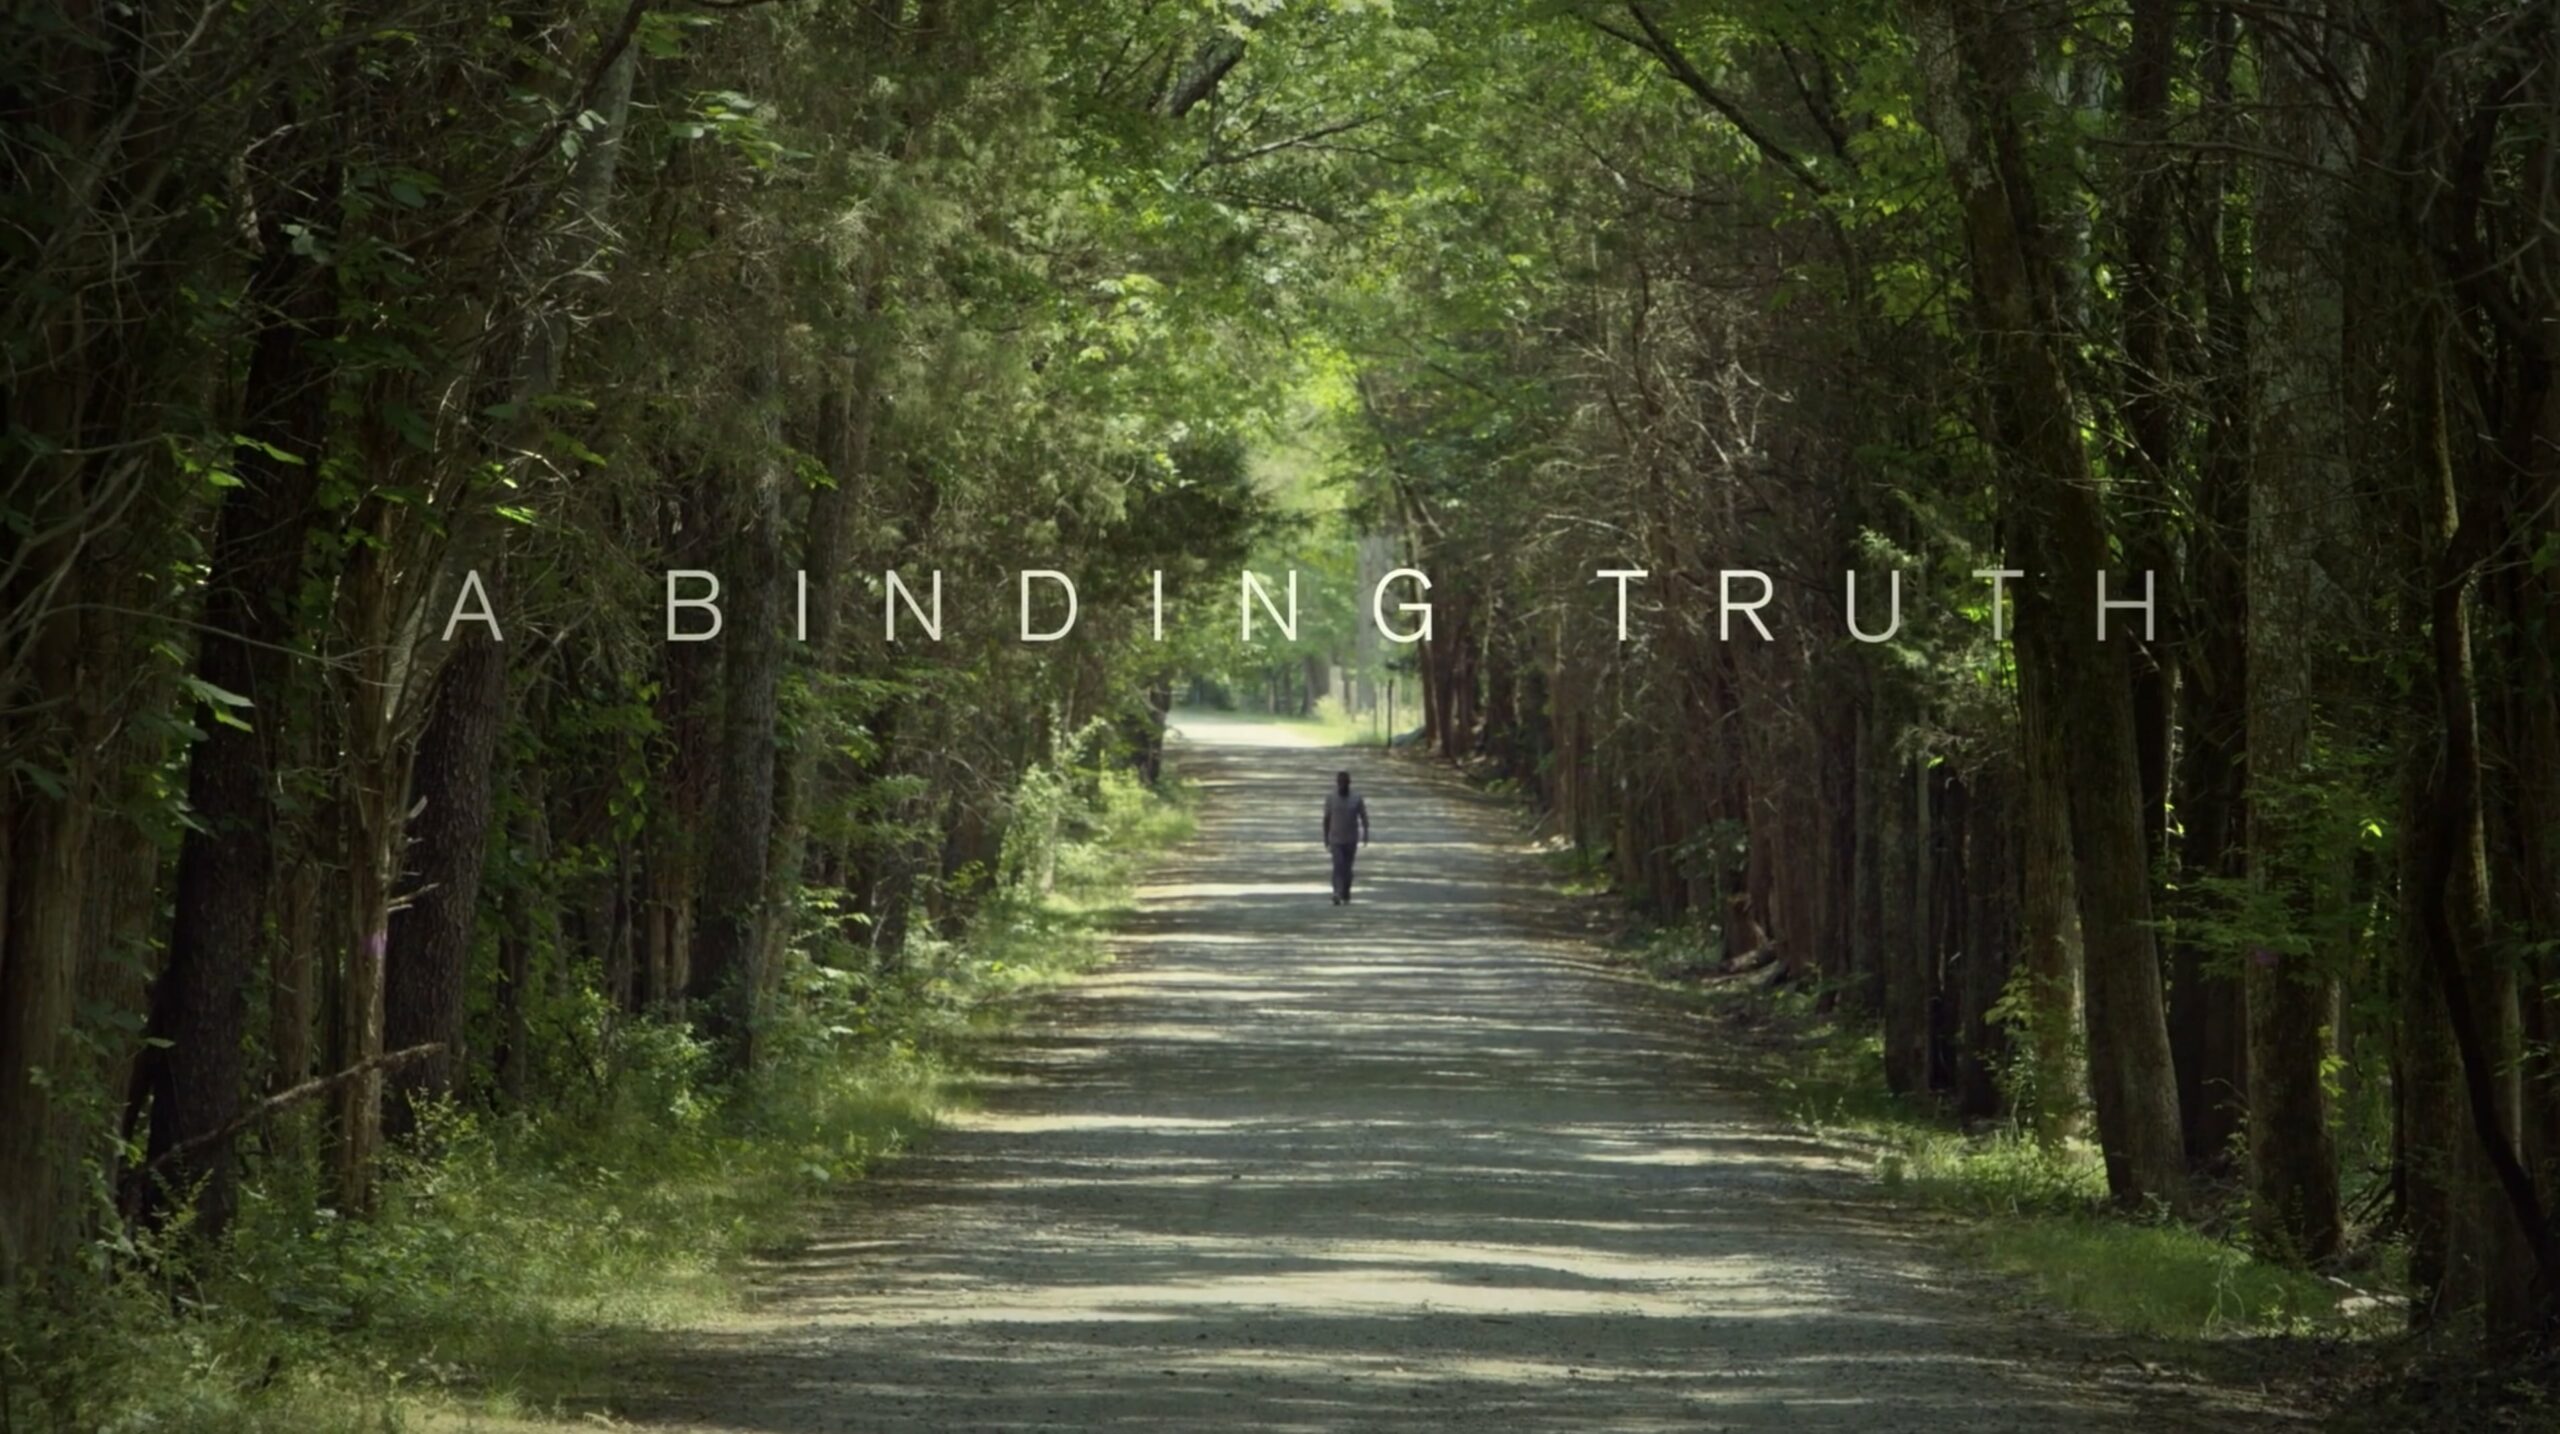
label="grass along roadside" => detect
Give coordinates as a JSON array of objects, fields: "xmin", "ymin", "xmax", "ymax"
[
  {"xmin": 1476, "ymin": 777, "xmax": 2391, "ymax": 1349},
  {"xmin": 1612, "ymin": 927, "xmax": 2392, "ymax": 1343},
  {"xmin": 1, "ymin": 767, "xmax": 1195, "ymax": 1434}
]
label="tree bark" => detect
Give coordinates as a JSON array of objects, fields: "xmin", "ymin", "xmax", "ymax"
[
  {"xmin": 2017, "ymin": 651, "xmax": 2086, "ymax": 1138},
  {"xmin": 1882, "ymin": 752, "xmax": 1927, "ymax": 1096},
  {"xmin": 1955, "ymin": 768, "xmax": 2013, "ymax": 1117},
  {"xmin": 2115, "ymin": 0, "xmax": 2178, "ymax": 875},
  {"xmin": 688, "ymin": 357, "xmax": 789, "ymax": 1072},
  {"xmin": 383, "ymin": 619, "xmax": 506, "ymax": 1138},
  {"xmin": 769, "ymin": 379, "xmax": 871, "ymax": 913},
  {"xmin": 1915, "ymin": 0, "xmax": 2186, "ymax": 1207},
  {"xmin": 2168, "ymin": 2, "xmax": 2251, "ymax": 1169},
  {"xmin": 2370, "ymin": 0, "xmax": 2559, "ymax": 1334},
  {"xmin": 2240, "ymin": 9, "xmax": 2344, "ymax": 1262},
  {"xmin": 128, "ymin": 146, "xmax": 336, "ymax": 1230}
]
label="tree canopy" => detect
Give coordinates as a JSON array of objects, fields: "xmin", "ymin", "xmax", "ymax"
[{"xmin": 4, "ymin": 0, "xmax": 2560, "ymax": 1419}]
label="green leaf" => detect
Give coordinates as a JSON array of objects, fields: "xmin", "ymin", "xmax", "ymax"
[
  {"xmin": 233, "ymin": 434, "xmax": 306, "ymax": 466},
  {"xmin": 181, "ymin": 674, "xmax": 253, "ymax": 708},
  {"xmin": 10, "ymin": 759, "xmax": 67, "ymax": 800},
  {"xmin": 180, "ymin": 675, "xmax": 256, "ymax": 731}
]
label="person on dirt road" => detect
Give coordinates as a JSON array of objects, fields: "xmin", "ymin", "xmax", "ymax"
[{"xmin": 1323, "ymin": 769, "xmax": 1370, "ymax": 905}]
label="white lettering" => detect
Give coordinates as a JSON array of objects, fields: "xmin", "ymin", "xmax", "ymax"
[
  {"xmin": 1720, "ymin": 569, "xmax": 1774, "ymax": 641},
  {"xmin": 667, "ymin": 570, "xmax": 721, "ymax": 642},
  {"xmin": 1241, "ymin": 569, "xmax": 1298, "ymax": 642},
  {"xmin": 444, "ymin": 568, "xmax": 504, "ymax": 642},
  {"xmin": 1846, "ymin": 570, "xmax": 1903, "ymax": 643},
  {"xmin": 1598, "ymin": 568, "xmax": 1648, "ymax": 641},
  {"xmin": 2098, "ymin": 569, "xmax": 2155, "ymax": 641},
  {"xmin": 1372, "ymin": 567, "xmax": 1433, "ymax": 643},
  {"xmin": 1020, "ymin": 569, "xmax": 1078, "ymax": 642},
  {"xmin": 886, "ymin": 569, "xmax": 942, "ymax": 642},
  {"xmin": 1975, "ymin": 568, "xmax": 2023, "ymax": 642}
]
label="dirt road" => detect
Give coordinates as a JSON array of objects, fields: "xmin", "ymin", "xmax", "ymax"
[{"xmin": 621, "ymin": 718, "xmax": 2281, "ymax": 1431}]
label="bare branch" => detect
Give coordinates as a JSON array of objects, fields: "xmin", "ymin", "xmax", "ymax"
[{"xmin": 1596, "ymin": 4, "xmax": 1831, "ymax": 198}]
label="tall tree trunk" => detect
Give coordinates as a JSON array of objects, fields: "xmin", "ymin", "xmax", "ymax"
[
  {"xmin": 689, "ymin": 355, "xmax": 789, "ymax": 1071},
  {"xmin": 1955, "ymin": 768, "xmax": 2014, "ymax": 1117},
  {"xmin": 769, "ymin": 378, "xmax": 872, "ymax": 916},
  {"xmin": 2017, "ymin": 657, "xmax": 2086, "ymax": 1138},
  {"xmin": 2240, "ymin": 11, "xmax": 2344, "ymax": 1262},
  {"xmin": 329, "ymin": 500, "xmax": 409, "ymax": 1215},
  {"xmin": 2169, "ymin": 1, "xmax": 2251, "ymax": 1169},
  {"xmin": 2170, "ymin": 637, "xmax": 2249, "ymax": 1165},
  {"xmin": 0, "ymin": 778, "xmax": 92, "ymax": 1275},
  {"xmin": 2395, "ymin": 731, "xmax": 2458, "ymax": 1320},
  {"xmin": 1881, "ymin": 751, "xmax": 1925, "ymax": 1095},
  {"xmin": 2498, "ymin": 460, "xmax": 2560, "ymax": 1207},
  {"xmin": 644, "ymin": 476, "xmax": 719, "ymax": 1013},
  {"xmin": 382, "ymin": 619, "xmax": 506, "ymax": 1138},
  {"xmin": 127, "ymin": 143, "xmax": 335, "ymax": 1227},
  {"xmin": 382, "ymin": 35, "xmax": 634, "ymax": 1109},
  {"xmin": 2372, "ymin": 0, "xmax": 2559, "ymax": 1334},
  {"xmin": 2115, "ymin": 0, "xmax": 2178, "ymax": 873},
  {"xmin": 2405, "ymin": 306, "xmax": 2552, "ymax": 1334},
  {"xmin": 1849, "ymin": 701, "xmax": 1884, "ymax": 1016},
  {"xmin": 273, "ymin": 857, "xmax": 323, "ymax": 1096},
  {"xmin": 1916, "ymin": 0, "xmax": 2186, "ymax": 1207}
]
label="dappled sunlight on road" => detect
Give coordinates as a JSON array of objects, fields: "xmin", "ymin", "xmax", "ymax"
[
  {"xmin": 1160, "ymin": 709, "xmax": 1349, "ymax": 748},
  {"xmin": 610, "ymin": 734, "xmax": 2286, "ymax": 1433}
]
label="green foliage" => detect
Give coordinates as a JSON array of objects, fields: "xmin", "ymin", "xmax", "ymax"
[
  {"xmin": 0, "ymin": 760, "xmax": 1194, "ymax": 1433},
  {"xmin": 12, "ymin": 0, "xmax": 2555, "ymax": 1412},
  {"xmin": 1965, "ymin": 1218, "xmax": 2367, "ymax": 1341},
  {"xmin": 1651, "ymin": 975, "xmax": 2379, "ymax": 1344},
  {"xmin": 1982, "ymin": 964, "xmax": 2087, "ymax": 1136}
]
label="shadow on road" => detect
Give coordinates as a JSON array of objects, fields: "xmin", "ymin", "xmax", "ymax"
[{"xmin": 606, "ymin": 726, "xmax": 2289, "ymax": 1432}]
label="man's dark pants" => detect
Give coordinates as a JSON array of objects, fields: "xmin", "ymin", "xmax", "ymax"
[{"xmin": 1330, "ymin": 842, "xmax": 1358, "ymax": 901}]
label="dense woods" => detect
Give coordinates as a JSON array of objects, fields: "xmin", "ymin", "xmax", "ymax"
[
  {"xmin": 3, "ymin": 0, "xmax": 2559, "ymax": 1423},
  {"xmin": 2, "ymin": 1, "xmax": 1289, "ymax": 1410},
  {"xmin": 1365, "ymin": 0, "xmax": 2560, "ymax": 1344}
]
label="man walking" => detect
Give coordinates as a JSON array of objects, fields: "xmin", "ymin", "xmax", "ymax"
[{"xmin": 1323, "ymin": 769, "xmax": 1370, "ymax": 905}]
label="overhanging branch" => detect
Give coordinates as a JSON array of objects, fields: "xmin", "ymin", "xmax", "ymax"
[{"xmin": 1594, "ymin": 3, "xmax": 1832, "ymax": 199}]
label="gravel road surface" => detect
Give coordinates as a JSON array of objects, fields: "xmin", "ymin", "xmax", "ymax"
[{"xmin": 617, "ymin": 716, "xmax": 2284, "ymax": 1432}]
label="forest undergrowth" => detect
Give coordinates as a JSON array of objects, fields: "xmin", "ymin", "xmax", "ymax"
[
  {"xmin": 0, "ymin": 772, "xmax": 1193, "ymax": 1434},
  {"xmin": 1494, "ymin": 764, "xmax": 2393, "ymax": 1348},
  {"xmin": 1681, "ymin": 972, "xmax": 2391, "ymax": 1343}
]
